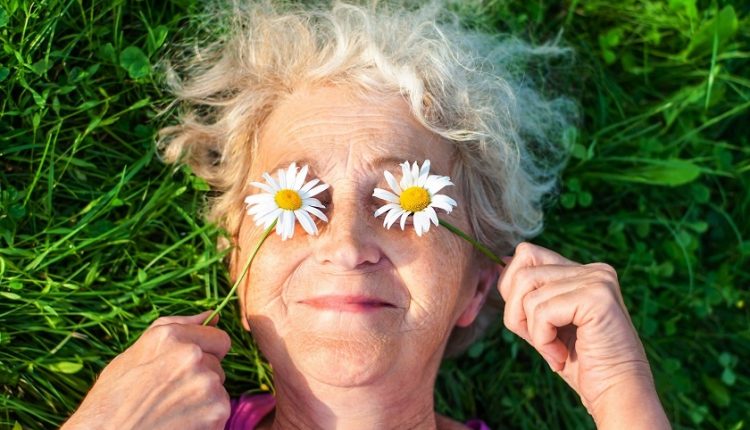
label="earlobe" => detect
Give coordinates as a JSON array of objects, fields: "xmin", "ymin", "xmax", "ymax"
[{"xmin": 455, "ymin": 265, "xmax": 498, "ymax": 327}]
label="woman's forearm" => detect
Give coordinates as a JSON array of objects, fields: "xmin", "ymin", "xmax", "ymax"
[{"xmin": 591, "ymin": 378, "xmax": 670, "ymax": 430}]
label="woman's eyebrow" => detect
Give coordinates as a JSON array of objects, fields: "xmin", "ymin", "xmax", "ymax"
[
  {"xmin": 372, "ymin": 155, "xmax": 410, "ymax": 170},
  {"xmin": 267, "ymin": 154, "xmax": 419, "ymax": 178},
  {"xmin": 268, "ymin": 157, "xmax": 319, "ymax": 175}
]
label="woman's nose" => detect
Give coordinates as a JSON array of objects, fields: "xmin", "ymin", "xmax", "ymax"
[{"xmin": 313, "ymin": 192, "xmax": 383, "ymax": 270}]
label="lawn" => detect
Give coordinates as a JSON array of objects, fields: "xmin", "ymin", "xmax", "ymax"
[{"xmin": 1, "ymin": 0, "xmax": 748, "ymax": 429}]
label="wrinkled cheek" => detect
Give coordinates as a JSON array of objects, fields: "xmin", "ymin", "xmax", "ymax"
[{"xmin": 403, "ymin": 290, "xmax": 456, "ymax": 335}]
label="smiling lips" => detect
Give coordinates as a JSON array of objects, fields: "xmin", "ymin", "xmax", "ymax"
[{"xmin": 301, "ymin": 295, "xmax": 396, "ymax": 312}]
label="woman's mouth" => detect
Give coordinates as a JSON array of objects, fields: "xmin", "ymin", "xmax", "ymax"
[{"xmin": 300, "ymin": 295, "xmax": 397, "ymax": 312}]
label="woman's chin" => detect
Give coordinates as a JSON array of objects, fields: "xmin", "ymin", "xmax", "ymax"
[{"xmin": 287, "ymin": 331, "xmax": 400, "ymax": 387}]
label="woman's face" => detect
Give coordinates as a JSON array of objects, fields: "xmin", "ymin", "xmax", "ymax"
[{"xmin": 236, "ymin": 85, "xmax": 493, "ymax": 388}]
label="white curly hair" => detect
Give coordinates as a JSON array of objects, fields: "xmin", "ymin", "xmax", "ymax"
[{"xmin": 157, "ymin": 0, "xmax": 580, "ymax": 356}]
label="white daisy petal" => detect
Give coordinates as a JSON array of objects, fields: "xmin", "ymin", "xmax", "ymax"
[
  {"xmin": 399, "ymin": 211, "xmax": 410, "ymax": 230},
  {"xmin": 302, "ymin": 197, "xmax": 325, "ymax": 209},
  {"xmin": 306, "ymin": 183, "xmax": 330, "ymax": 198},
  {"xmin": 295, "ymin": 209, "xmax": 317, "ymax": 236},
  {"xmin": 248, "ymin": 201, "xmax": 278, "ymax": 217},
  {"xmin": 259, "ymin": 208, "xmax": 282, "ymax": 228},
  {"xmin": 277, "ymin": 169, "xmax": 287, "ymax": 189},
  {"xmin": 373, "ymin": 188, "xmax": 400, "ymax": 204},
  {"xmin": 410, "ymin": 161, "xmax": 419, "ymax": 184},
  {"xmin": 384, "ymin": 170, "xmax": 401, "ymax": 194},
  {"xmin": 431, "ymin": 194, "xmax": 457, "ymax": 213},
  {"xmin": 249, "ymin": 211, "xmax": 275, "ymax": 226},
  {"xmin": 384, "ymin": 208, "xmax": 405, "ymax": 229},
  {"xmin": 294, "ymin": 164, "xmax": 309, "ymax": 190},
  {"xmin": 419, "ymin": 159, "xmax": 431, "ymax": 178},
  {"xmin": 425, "ymin": 206, "xmax": 439, "ymax": 226},
  {"xmin": 245, "ymin": 201, "xmax": 269, "ymax": 215},
  {"xmin": 400, "ymin": 162, "xmax": 413, "ymax": 189},
  {"xmin": 299, "ymin": 178, "xmax": 320, "ymax": 194},
  {"xmin": 374, "ymin": 203, "xmax": 400, "ymax": 218},
  {"xmin": 287, "ymin": 210, "xmax": 297, "ymax": 240},
  {"xmin": 244, "ymin": 193, "xmax": 274, "ymax": 206},
  {"xmin": 425, "ymin": 176, "xmax": 454, "ymax": 195},
  {"xmin": 304, "ymin": 205, "xmax": 328, "ymax": 222},
  {"xmin": 286, "ymin": 162, "xmax": 298, "ymax": 188},
  {"xmin": 283, "ymin": 210, "xmax": 297, "ymax": 240},
  {"xmin": 275, "ymin": 210, "xmax": 288, "ymax": 237},
  {"xmin": 249, "ymin": 181, "xmax": 274, "ymax": 194},
  {"xmin": 413, "ymin": 210, "xmax": 429, "ymax": 236},
  {"xmin": 416, "ymin": 160, "xmax": 431, "ymax": 187},
  {"xmin": 262, "ymin": 173, "xmax": 280, "ymax": 191}
]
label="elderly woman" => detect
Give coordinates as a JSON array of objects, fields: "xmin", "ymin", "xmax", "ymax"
[{"xmin": 62, "ymin": 1, "xmax": 669, "ymax": 429}]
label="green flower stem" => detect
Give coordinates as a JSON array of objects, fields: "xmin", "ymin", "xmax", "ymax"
[
  {"xmin": 202, "ymin": 219, "xmax": 278, "ymax": 326},
  {"xmin": 438, "ymin": 219, "xmax": 503, "ymax": 266}
]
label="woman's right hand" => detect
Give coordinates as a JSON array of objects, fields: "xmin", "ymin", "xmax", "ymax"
[{"xmin": 61, "ymin": 310, "xmax": 232, "ymax": 430}]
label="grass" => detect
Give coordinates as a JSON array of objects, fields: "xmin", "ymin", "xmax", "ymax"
[{"xmin": 1, "ymin": 0, "xmax": 748, "ymax": 429}]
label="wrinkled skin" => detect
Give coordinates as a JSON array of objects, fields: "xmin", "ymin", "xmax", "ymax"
[{"xmin": 63, "ymin": 85, "xmax": 669, "ymax": 430}]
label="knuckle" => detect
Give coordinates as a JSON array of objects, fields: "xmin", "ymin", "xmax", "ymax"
[
  {"xmin": 181, "ymin": 343, "xmax": 204, "ymax": 365},
  {"xmin": 149, "ymin": 316, "xmax": 172, "ymax": 328},
  {"xmin": 502, "ymin": 310, "xmax": 519, "ymax": 333},
  {"xmin": 521, "ymin": 289, "xmax": 539, "ymax": 312},
  {"xmin": 146, "ymin": 323, "xmax": 179, "ymax": 345},
  {"xmin": 218, "ymin": 330, "xmax": 232, "ymax": 352},
  {"xmin": 206, "ymin": 397, "xmax": 231, "ymax": 427},
  {"xmin": 182, "ymin": 343, "xmax": 203, "ymax": 363},
  {"xmin": 514, "ymin": 267, "xmax": 535, "ymax": 287},
  {"xmin": 586, "ymin": 283, "xmax": 618, "ymax": 310},
  {"xmin": 532, "ymin": 296, "xmax": 550, "ymax": 317},
  {"xmin": 195, "ymin": 370, "xmax": 221, "ymax": 390},
  {"xmin": 515, "ymin": 242, "xmax": 535, "ymax": 256},
  {"xmin": 589, "ymin": 262, "xmax": 619, "ymax": 282}
]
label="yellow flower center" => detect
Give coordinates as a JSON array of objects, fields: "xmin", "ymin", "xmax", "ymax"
[
  {"xmin": 400, "ymin": 186, "xmax": 431, "ymax": 212},
  {"xmin": 274, "ymin": 189, "xmax": 302, "ymax": 210}
]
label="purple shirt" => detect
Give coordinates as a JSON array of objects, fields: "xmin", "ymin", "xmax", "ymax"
[{"xmin": 226, "ymin": 393, "xmax": 491, "ymax": 429}]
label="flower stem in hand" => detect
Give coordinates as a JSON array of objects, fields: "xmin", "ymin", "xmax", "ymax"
[{"xmin": 202, "ymin": 220, "xmax": 278, "ymax": 326}]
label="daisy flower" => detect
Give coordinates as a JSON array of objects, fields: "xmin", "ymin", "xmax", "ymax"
[
  {"xmin": 373, "ymin": 159, "xmax": 457, "ymax": 236},
  {"xmin": 243, "ymin": 162, "xmax": 330, "ymax": 240}
]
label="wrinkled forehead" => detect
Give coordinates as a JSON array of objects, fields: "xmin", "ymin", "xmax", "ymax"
[{"xmin": 252, "ymin": 85, "xmax": 455, "ymax": 179}]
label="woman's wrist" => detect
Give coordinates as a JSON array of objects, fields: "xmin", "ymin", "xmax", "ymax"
[{"xmin": 589, "ymin": 374, "xmax": 670, "ymax": 429}]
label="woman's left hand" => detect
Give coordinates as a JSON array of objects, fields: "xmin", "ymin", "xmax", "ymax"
[{"xmin": 498, "ymin": 242, "xmax": 670, "ymax": 428}]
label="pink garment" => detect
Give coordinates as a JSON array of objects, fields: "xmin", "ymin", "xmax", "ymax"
[{"xmin": 225, "ymin": 393, "xmax": 491, "ymax": 430}]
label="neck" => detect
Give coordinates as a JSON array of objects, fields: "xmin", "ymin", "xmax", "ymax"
[{"xmin": 270, "ymin": 372, "xmax": 439, "ymax": 430}]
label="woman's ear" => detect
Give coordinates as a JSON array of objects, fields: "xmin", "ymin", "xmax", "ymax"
[{"xmin": 455, "ymin": 263, "xmax": 499, "ymax": 327}]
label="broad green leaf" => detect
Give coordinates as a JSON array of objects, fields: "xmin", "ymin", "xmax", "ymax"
[
  {"xmin": 703, "ymin": 376, "xmax": 731, "ymax": 407},
  {"xmin": 147, "ymin": 25, "xmax": 169, "ymax": 54},
  {"xmin": 0, "ymin": 8, "xmax": 8, "ymax": 28},
  {"xmin": 0, "ymin": 292, "xmax": 21, "ymax": 300},
  {"xmin": 47, "ymin": 361, "xmax": 83, "ymax": 374},
  {"xmin": 669, "ymin": 0, "xmax": 698, "ymax": 19},
  {"xmin": 721, "ymin": 368, "xmax": 736, "ymax": 386},
  {"xmin": 31, "ymin": 58, "xmax": 50, "ymax": 75},
  {"xmin": 119, "ymin": 46, "xmax": 151, "ymax": 79},
  {"xmin": 683, "ymin": 6, "xmax": 738, "ymax": 58}
]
